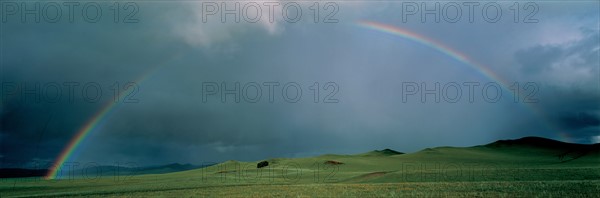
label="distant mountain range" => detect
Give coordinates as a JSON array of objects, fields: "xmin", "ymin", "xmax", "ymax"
[
  {"xmin": 2, "ymin": 136, "xmax": 598, "ymax": 178},
  {"xmin": 0, "ymin": 163, "xmax": 215, "ymax": 178}
]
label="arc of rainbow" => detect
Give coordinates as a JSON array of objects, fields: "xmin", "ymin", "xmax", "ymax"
[
  {"xmin": 356, "ymin": 20, "xmax": 557, "ymax": 133},
  {"xmin": 357, "ymin": 20, "xmax": 511, "ymax": 88},
  {"xmin": 44, "ymin": 62, "xmax": 169, "ymax": 180},
  {"xmin": 44, "ymin": 97, "xmax": 124, "ymax": 180}
]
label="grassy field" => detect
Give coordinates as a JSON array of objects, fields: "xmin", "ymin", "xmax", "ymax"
[{"xmin": 1, "ymin": 137, "xmax": 599, "ymax": 197}]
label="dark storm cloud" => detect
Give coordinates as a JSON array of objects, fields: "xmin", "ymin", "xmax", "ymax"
[
  {"xmin": 559, "ymin": 112, "xmax": 600, "ymax": 130},
  {"xmin": 536, "ymin": 86, "xmax": 600, "ymax": 142},
  {"xmin": 514, "ymin": 27, "xmax": 600, "ymax": 142},
  {"xmin": 0, "ymin": 2, "xmax": 193, "ymax": 166}
]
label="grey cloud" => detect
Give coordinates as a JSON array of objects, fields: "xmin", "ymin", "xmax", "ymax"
[{"xmin": 514, "ymin": 27, "xmax": 600, "ymax": 143}]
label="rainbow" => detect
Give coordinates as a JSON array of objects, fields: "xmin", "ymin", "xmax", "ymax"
[
  {"xmin": 357, "ymin": 20, "xmax": 512, "ymax": 88},
  {"xmin": 44, "ymin": 98, "xmax": 122, "ymax": 179},
  {"xmin": 45, "ymin": 64, "xmax": 166, "ymax": 180},
  {"xmin": 357, "ymin": 20, "xmax": 557, "ymax": 132}
]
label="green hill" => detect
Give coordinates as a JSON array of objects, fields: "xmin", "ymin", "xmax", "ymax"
[
  {"xmin": 172, "ymin": 136, "xmax": 599, "ymax": 184},
  {"xmin": 358, "ymin": 148, "xmax": 404, "ymax": 156},
  {"xmin": 2, "ymin": 136, "xmax": 599, "ymax": 197}
]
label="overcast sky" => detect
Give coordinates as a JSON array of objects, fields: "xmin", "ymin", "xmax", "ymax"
[{"xmin": 1, "ymin": 1, "xmax": 598, "ymax": 168}]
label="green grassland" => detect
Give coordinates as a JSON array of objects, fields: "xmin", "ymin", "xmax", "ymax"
[{"xmin": 2, "ymin": 137, "xmax": 599, "ymax": 197}]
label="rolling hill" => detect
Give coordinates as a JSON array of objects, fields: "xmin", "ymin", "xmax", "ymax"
[
  {"xmin": 1, "ymin": 136, "xmax": 599, "ymax": 197},
  {"xmin": 175, "ymin": 136, "xmax": 599, "ymax": 184}
]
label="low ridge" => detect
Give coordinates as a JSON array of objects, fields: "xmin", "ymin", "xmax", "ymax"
[
  {"xmin": 486, "ymin": 136, "xmax": 599, "ymax": 150},
  {"xmin": 360, "ymin": 148, "xmax": 404, "ymax": 156},
  {"xmin": 485, "ymin": 136, "xmax": 600, "ymax": 162}
]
